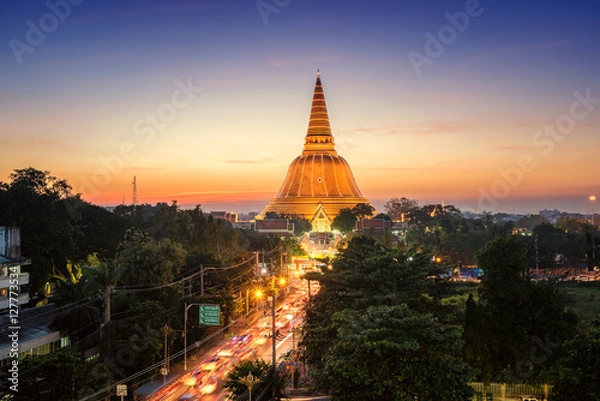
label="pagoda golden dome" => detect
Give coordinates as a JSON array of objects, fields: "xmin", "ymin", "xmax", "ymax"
[{"xmin": 260, "ymin": 72, "xmax": 371, "ymax": 228}]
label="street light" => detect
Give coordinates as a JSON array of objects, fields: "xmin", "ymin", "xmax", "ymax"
[{"xmin": 255, "ymin": 289, "xmax": 263, "ymax": 312}]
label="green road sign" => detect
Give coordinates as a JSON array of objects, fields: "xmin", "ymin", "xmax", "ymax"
[{"xmin": 200, "ymin": 304, "xmax": 221, "ymax": 325}]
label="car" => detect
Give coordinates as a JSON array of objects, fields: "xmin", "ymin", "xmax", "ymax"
[
  {"xmin": 178, "ymin": 392, "xmax": 200, "ymax": 401},
  {"xmin": 255, "ymin": 332, "xmax": 270, "ymax": 345},
  {"xmin": 201, "ymin": 356, "xmax": 222, "ymax": 371},
  {"xmin": 199, "ymin": 378, "xmax": 219, "ymax": 394},
  {"xmin": 237, "ymin": 333, "xmax": 252, "ymax": 345},
  {"xmin": 216, "ymin": 348, "xmax": 235, "ymax": 358}
]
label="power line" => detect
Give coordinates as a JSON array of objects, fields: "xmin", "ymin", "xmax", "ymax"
[{"xmin": 78, "ymin": 318, "xmax": 244, "ymax": 401}]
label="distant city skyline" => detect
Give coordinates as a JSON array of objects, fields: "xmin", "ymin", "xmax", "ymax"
[{"xmin": 1, "ymin": 1, "xmax": 599, "ymax": 215}]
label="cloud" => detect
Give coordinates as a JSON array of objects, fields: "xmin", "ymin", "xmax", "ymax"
[
  {"xmin": 492, "ymin": 145, "xmax": 532, "ymax": 151},
  {"xmin": 1, "ymin": 134, "xmax": 65, "ymax": 149},
  {"xmin": 353, "ymin": 121, "xmax": 473, "ymax": 136}
]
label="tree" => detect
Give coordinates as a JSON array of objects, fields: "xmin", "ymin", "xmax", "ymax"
[
  {"xmin": 302, "ymin": 236, "xmax": 450, "ymax": 366},
  {"xmin": 0, "ymin": 168, "xmax": 84, "ymax": 301},
  {"xmin": 289, "ymin": 215, "xmax": 311, "ymax": 235},
  {"xmin": 76, "ymin": 202, "xmax": 129, "ymax": 261},
  {"xmin": 113, "ymin": 228, "xmax": 186, "ymax": 288},
  {"xmin": 49, "ymin": 254, "xmax": 109, "ymax": 344},
  {"xmin": 383, "ymin": 197, "xmax": 418, "ymax": 222},
  {"xmin": 223, "ymin": 359, "xmax": 272, "ymax": 400},
  {"xmin": 317, "ymin": 304, "xmax": 475, "ymax": 401},
  {"xmin": 0, "ymin": 351, "xmax": 108, "ymax": 401},
  {"xmin": 331, "ymin": 208, "xmax": 356, "ymax": 232},
  {"xmin": 516, "ymin": 214, "xmax": 548, "ymax": 230},
  {"xmin": 463, "ymin": 236, "xmax": 578, "ymax": 382},
  {"xmin": 351, "ymin": 203, "xmax": 375, "ymax": 220},
  {"xmin": 550, "ymin": 318, "xmax": 600, "ymax": 401}
]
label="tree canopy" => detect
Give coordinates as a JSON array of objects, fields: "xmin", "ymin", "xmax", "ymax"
[
  {"xmin": 550, "ymin": 317, "xmax": 600, "ymax": 401},
  {"xmin": 302, "ymin": 237, "xmax": 474, "ymax": 399},
  {"xmin": 318, "ymin": 304, "xmax": 475, "ymax": 401},
  {"xmin": 464, "ymin": 236, "xmax": 578, "ymax": 382}
]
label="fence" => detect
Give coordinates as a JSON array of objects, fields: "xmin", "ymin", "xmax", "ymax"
[{"xmin": 471, "ymin": 382, "xmax": 552, "ymax": 400}]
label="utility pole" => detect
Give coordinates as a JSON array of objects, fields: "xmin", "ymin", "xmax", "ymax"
[
  {"xmin": 246, "ymin": 289, "xmax": 249, "ymax": 315},
  {"xmin": 104, "ymin": 286, "xmax": 112, "ymax": 324},
  {"xmin": 271, "ymin": 294, "xmax": 276, "ymax": 399},
  {"xmin": 162, "ymin": 324, "xmax": 171, "ymax": 379},
  {"xmin": 184, "ymin": 303, "xmax": 202, "ymax": 370},
  {"xmin": 200, "ymin": 265, "xmax": 204, "ymax": 296},
  {"xmin": 102, "ymin": 286, "xmax": 113, "ymax": 359}
]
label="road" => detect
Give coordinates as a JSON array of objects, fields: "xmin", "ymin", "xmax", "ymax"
[{"xmin": 145, "ymin": 278, "xmax": 313, "ymax": 401}]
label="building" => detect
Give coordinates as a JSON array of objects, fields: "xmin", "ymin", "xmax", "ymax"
[
  {"xmin": 299, "ymin": 231, "xmax": 344, "ymax": 259},
  {"xmin": 0, "ymin": 304, "xmax": 70, "ymax": 366},
  {"xmin": 255, "ymin": 219, "xmax": 295, "ymax": 237},
  {"xmin": 259, "ymin": 72, "xmax": 371, "ymax": 232},
  {"xmin": 0, "ymin": 227, "xmax": 71, "ymax": 366},
  {"xmin": 209, "ymin": 211, "xmax": 238, "ymax": 223},
  {"xmin": 355, "ymin": 218, "xmax": 392, "ymax": 232},
  {"xmin": 0, "ymin": 227, "xmax": 30, "ymax": 311}
]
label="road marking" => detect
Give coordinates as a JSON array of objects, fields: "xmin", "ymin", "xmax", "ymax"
[{"xmin": 276, "ymin": 332, "xmax": 293, "ymax": 350}]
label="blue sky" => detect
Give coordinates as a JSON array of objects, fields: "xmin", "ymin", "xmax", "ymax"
[{"xmin": 1, "ymin": 0, "xmax": 599, "ymax": 214}]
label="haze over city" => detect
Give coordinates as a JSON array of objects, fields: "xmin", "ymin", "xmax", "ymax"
[{"xmin": 1, "ymin": 0, "xmax": 599, "ymax": 215}]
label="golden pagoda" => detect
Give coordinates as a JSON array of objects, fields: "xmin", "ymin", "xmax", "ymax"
[{"xmin": 260, "ymin": 71, "xmax": 371, "ymax": 232}]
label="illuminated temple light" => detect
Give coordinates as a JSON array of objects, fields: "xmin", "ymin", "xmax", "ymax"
[{"xmin": 259, "ymin": 71, "xmax": 371, "ymax": 232}]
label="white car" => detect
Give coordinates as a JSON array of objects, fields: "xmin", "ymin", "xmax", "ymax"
[
  {"xmin": 216, "ymin": 348, "xmax": 235, "ymax": 358},
  {"xmin": 255, "ymin": 333, "xmax": 269, "ymax": 345},
  {"xmin": 199, "ymin": 379, "xmax": 218, "ymax": 394}
]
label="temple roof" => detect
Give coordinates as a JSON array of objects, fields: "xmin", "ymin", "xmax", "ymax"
[{"xmin": 303, "ymin": 71, "xmax": 337, "ymax": 155}]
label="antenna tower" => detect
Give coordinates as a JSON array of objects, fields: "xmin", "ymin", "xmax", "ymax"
[{"xmin": 132, "ymin": 176, "xmax": 138, "ymax": 205}]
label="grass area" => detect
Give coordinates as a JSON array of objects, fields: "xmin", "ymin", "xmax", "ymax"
[
  {"xmin": 439, "ymin": 282, "xmax": 479, "ymax": 325},
  {"xmin": 559, "ymin": 281, "xmax": 600, "ymax": 320},
  {"xmin": 441, "ymin": 280, "xmax": 600, "ymax": 323},
  {"xmin": 442, "ymin": 282, "xmax": 479, "ymax": 306}
]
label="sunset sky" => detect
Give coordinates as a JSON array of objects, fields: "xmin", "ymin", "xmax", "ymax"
[{"xmin": 1, "ymin": 0, "xmax": 599, "ymax": 214}]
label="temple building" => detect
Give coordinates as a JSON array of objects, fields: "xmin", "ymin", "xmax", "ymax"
[{"xmin": 260, "ymin": 72, "xmax": 371, "ymax": 233}]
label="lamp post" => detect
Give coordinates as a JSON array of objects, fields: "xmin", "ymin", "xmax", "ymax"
[{"xmin": 161, "ymin": 324, "xmax": 171, "ymax": 385}]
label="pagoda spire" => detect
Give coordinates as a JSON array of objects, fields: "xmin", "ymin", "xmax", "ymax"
[{"xmin": 303, "ymin": 70, "xmax": 336, "ymax": 155}]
